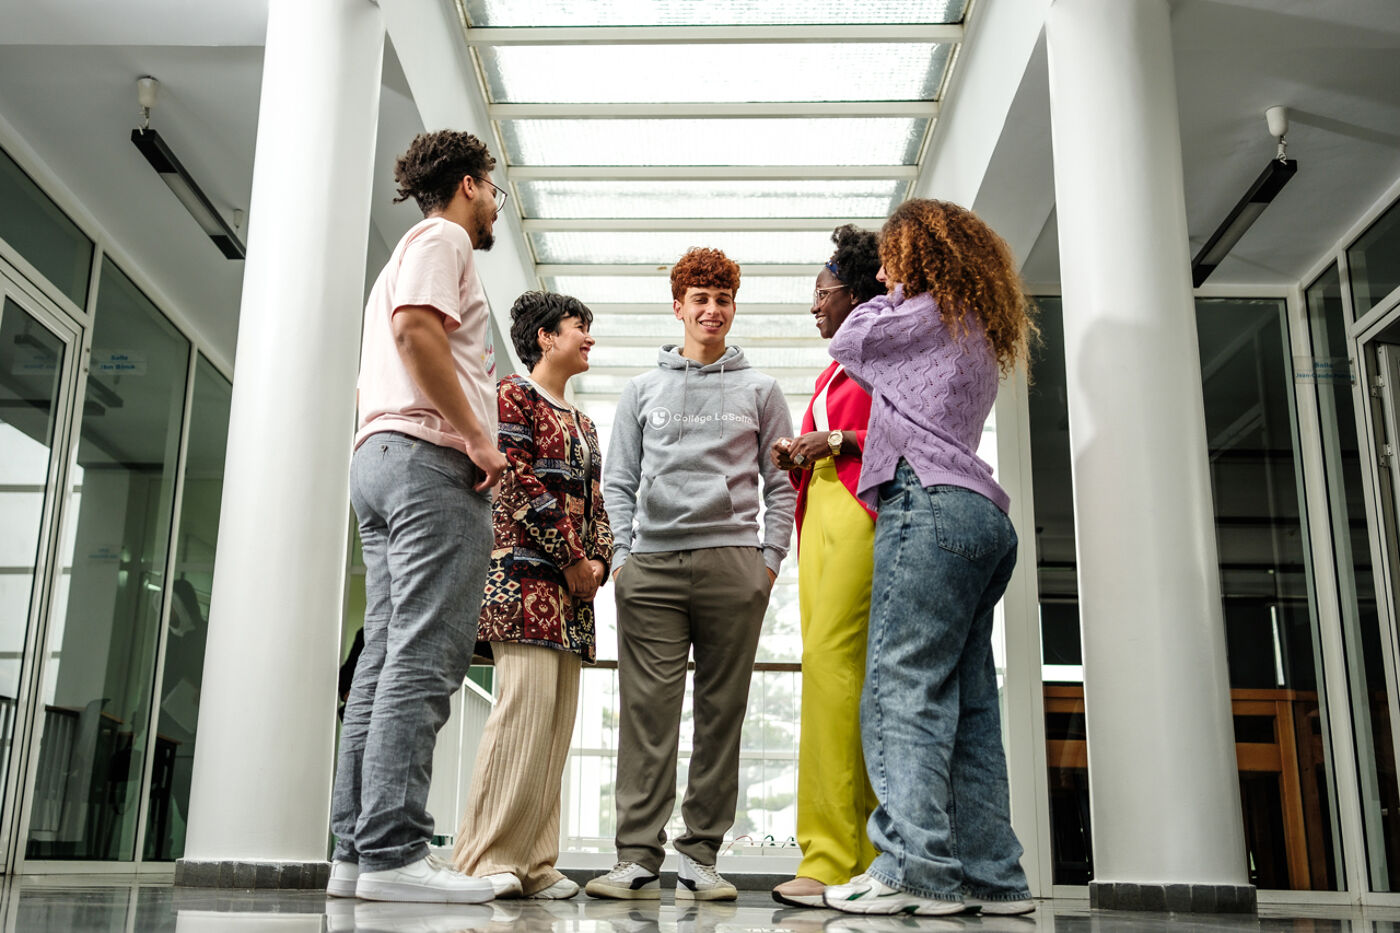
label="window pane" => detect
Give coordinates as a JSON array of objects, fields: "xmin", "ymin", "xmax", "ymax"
[
  {"xmin": 465, "ymin": 0, "xmax": 966, "ymax": 26},
  {"xmin": 1306, "ymin": 266, "xmax": 1400, "ymax": 890},
  {"xmin": 0, "ymin": 147, "xmax": 93, "ymax": 308},
  {"xmin": 532, "ymin": 231, "xmax": 833, "ymax": 265},
  {"xmin": 0, "ymin": 300, "xmax": 67, "ymax": 824},
  {"xmin": 500, "ymin": 118, "xmax": 928, "ymax": 166},
  {"xmin": 546, "ymin": 275, "xmax": 812, "ymax": 305},
  {"xmin": 1031, "ymin": 297, "xmax": 1342, "ymax": 890},
  {"xmin": 27, "ymin": 259, "xmax": 190, "ymax": 860},
  {"xmin": 1348, "ymin": 200, "xmax": 1400, "ymax": 317},
  {"xmin": 517, "ymin": 179, "xmax": 906, "ymax": 220},
  {"xmin": 481, "ymin": 44, "xmax": 950, "ymax": 103},
  {"xmin": 143, "ymin": 356, "xmax": 231, "ymax": 861}
]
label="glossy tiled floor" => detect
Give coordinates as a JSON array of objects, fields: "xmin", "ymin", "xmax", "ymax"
[{"xmin": 4, "ymin": 880, "xmax": 1400, "ymax": 933}]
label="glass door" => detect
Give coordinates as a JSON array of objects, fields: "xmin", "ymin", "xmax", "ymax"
[{"xmin": 0, "ymin": 287, "xmax": 79, "ymax": 873}]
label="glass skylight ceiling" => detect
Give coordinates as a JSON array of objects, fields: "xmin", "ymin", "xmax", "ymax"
[
  {"xmin": 532, "ymin": 231, "xmax": 838, "ymax": 265},
  {"xmin": 457, "ymin": 1, "xmax": 968, "ymax": 400},
  {"xmin": 500, "ymin": 118, "xmax": 928, "ymax": 167},
  {"xmin": 516, "ymin": 180, "xmax": 907, "ymax": 220},
  {"xmin": 465, "ymin": 0, "xmax": 966, "ymax": 27},
  {"xmin": 480, "ymin": 44, "xmax": 951, "ymax": 104}
]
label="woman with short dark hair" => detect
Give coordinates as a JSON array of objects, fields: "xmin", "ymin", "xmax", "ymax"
[{"xmin": 452, "ymin": 291, "xmax": 612, "ymax": 900}]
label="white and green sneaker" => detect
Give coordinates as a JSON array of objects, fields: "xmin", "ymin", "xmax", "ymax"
[{"xmin": 823, "ymin": 874, "xmax": 964, "ymax": 916}]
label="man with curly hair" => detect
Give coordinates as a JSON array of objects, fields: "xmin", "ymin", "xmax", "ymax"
[
  {"xmin": 588, "ymin": 248, "xmax": 797, "ymax": 902},
  {"xmin": 328, "ymin": 130, "xmax": 508, "ymax": 904}
]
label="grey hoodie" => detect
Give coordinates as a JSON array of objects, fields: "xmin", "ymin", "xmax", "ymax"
[{"xmin": 604, "ymin": 345, "xmax": 797, "ymax": 576}]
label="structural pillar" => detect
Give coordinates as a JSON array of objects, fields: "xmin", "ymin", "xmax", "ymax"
[
  {"xmin": 175, "ymin": 0, "xmax": 384, "ymax": 889},
  {"xmin": 1045, "ymin": 0, "xmax": 1253, "ymax": 912}
]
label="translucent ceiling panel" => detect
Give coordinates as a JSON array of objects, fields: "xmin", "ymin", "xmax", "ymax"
[
  {"xmin": 592, "ymin": 313, "xmax": 822, "ymax": 341},
  {"xmin": 465, "ymin": 0, "xmax": 966, "ymax": 26},
  {"xmin": 480, "ymin": 44, "xmax": 949, "ymax": 103},
  {"xmin": 575, "ymin": 373, "xmax": 817, "ymax": 399},
  {"xmin": 516, "ymin": 179, "xmax": 905, "ymax": 219},
  {"xmin": 547, "ymin": 275, "xmax": 813, "ymax": 305},
  {"xmin": 532, "ymin": 231, "xmax": 833, "ymax": 265},
  {"xmin": 588, "ymin": 345, "xmax": 831, "ymax": 370},
  {"xmin": 501, "ymin": 118, "xmax": 927, "ymax": 166}
]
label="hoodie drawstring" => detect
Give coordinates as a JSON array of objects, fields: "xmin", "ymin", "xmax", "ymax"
[{"xmin": 680, "ymin": 358, "xmax": 691, "ymax": 441}]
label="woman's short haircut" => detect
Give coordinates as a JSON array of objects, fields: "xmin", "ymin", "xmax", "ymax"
[
  {"xmin": 510, "ymin": 291, "xmax": 593, "ymax": 370},
  {"xmin": 828, "ymin": 224, "xmax": 884, "ymax": 304},
  {"xmin": 392, "ymin": 130, "xmax": 496, "ymax": 216},
  {"xmin": 670, "ymin": 247, "xmax": 741, "ymax": 301}
]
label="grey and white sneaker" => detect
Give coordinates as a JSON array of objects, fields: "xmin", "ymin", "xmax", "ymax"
[
  {"xmin": 356, "ymin": 854, "xmax": 495, "ymax": 904},
  {"xmin": 676, "ymin": 854, "xmax": 737, "ymax": 901},
  {"xmin": 327, "ymin": 859, "xmax": 360, "ymax": 898},
  {"xmin": 585, "ymin": 861, "xmax": 661, "ymax": 900},
  {"xmin": 966, "ymin": 896, "xmax": 1035, "ymax": 915},
  {"xmin": 823, "ymin": 874, "xmax": 963, "ymax": 916}
]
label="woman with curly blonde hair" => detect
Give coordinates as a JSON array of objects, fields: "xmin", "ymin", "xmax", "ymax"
[{"xmin": 822, "ymin": 199, "xmax": 1036, "ymax": 918}]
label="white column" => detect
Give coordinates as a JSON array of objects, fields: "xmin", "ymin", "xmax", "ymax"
[
  {"xmin": 1045, "ymin": 0, "xmax": 1249, "ymax": 894},
  {"xmin": 181, "ymin": 0, "xmax": 384, "ymax": 871}
]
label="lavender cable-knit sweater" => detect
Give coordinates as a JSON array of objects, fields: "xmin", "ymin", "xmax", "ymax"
[{"xmin": 828, "ymin": 286, "xmax": 1009, "ymax": 514}]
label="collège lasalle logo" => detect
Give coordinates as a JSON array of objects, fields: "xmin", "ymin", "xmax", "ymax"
[{"xmin": 647, "ymin": 406, "xmax": 755, "ymax": 430}]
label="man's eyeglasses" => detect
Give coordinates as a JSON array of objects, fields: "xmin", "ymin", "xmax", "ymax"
[
  {"xmin": 814, "ymin": 284, "xmax": 850, "ymax": 303},
  {"xmin": 476, "ymin": 177, "xmax": 509, "ymax": 212}
]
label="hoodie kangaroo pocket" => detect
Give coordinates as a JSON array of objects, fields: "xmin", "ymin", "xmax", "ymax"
[{"xmin": 641, "ymin": 469, "xmax": 734, "ymax": 528}]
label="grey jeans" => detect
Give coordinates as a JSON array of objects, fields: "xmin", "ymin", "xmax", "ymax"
[{"xmin": 331, "ymin": 431, "xmax": 492, "ymax": 872}]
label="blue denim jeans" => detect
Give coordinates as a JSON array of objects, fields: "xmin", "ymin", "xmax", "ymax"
[
  {"xmin": 861, "ymin": 460, "xmax": 1029, "ymax": 902},
  {"xmin": 331, "ymin": 432, "xmax": 492, "ymax": 872}
]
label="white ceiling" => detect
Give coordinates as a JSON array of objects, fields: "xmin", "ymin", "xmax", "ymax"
[{"xmin": 1020, "ymin": 0, "xmax": 1400, "ymax": 286}]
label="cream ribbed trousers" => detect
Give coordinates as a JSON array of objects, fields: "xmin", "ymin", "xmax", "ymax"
[{"xmin": 452, "ymin": 642, "xmax": 581, "ymax": 894}]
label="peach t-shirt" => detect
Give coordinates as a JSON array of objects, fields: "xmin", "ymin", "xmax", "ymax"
[{"xmin": 354, "ymin": 217, "xmax": 498, "ymax": 455}]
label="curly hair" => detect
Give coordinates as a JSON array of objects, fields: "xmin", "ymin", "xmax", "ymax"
[
  {"xmin": 510, "ymin": 291, "xmax": 593, "ymax": 370},
  {"xmin": 670, "ymin": 247, "xmax": 741, "ymax": 301},
  {"xmin": 393, "ymin": 130, "xmax": 497, "ymax": 216},
  {"xmin": 829, "ymin": 224, "xmax": 883, "ymax": 304},
  {"xmin": 879, "ymin": 199, "xmax": 1037, "ymax": 374}
]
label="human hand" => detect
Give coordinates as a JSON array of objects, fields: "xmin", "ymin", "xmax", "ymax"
[
  {"xmin": 781, "ymin": 432, "xmax": 833, "ymax": 470},
  {"xmin": 766, "ymin": 567, "xmax": 777, "ymax": 588},
  {"xmin": 589, "ymin": 559, "xmax": 608, "ymax": 588},
  {"xmin": 564, "ymin": 559, "xmax": 599, "ymax": 601},
  {"xmin": 466, "ymin": 435, "xmax": 508, "ymax": 491},
  {"xmin": 770, "ymin": 438, "xmax": 794, "ymax": 471}
]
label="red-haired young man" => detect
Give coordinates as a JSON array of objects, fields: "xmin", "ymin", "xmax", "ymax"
[{"xmin": 589, "ymin": 248, "xmax": 797, "ymax": 901}]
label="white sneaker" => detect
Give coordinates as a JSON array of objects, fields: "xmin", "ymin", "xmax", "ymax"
[
  {"xmin": 676, "ymin": 854, "xmax": 737, "ymax": 901},
  {"xmin": 327, "ymin": 859, "xmax": 359, "ymax": 898},
  {"xmin": 356, "ymin": 854, "xmax": 494, "ymax": 904},
  {"xmin": 482, "ymin": 871, "xmax": 523, "ymax": 898},
  {"xmin": 353, "ymin": 901, "xmax": 492, "ymax": 932},
  {"xmin": 823, "ymin": 874, "xmax": 964, "ymax": 916},
  {"xmin": 584, "ymin": 861, "xmax": 661, "ymax": 899},
  {"xmin": 529, "ymin": 877, "xmax": 580, "ymax": 899},
  {"xmin": 966, "ymin": 896, "xmax": 1035, "ymax": 915}
]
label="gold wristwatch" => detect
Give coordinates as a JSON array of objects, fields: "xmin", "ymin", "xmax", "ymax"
[{"xmin": 827, "ymin": 430, "xmax": 844, "ymax": 458}]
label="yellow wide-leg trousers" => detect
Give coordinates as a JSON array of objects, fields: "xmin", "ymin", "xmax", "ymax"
[{"xmin": 795, "ymin": 461, "xmax": 879, "ymax": 883}]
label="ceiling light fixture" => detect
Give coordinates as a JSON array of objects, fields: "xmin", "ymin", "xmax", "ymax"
[
  {"xmin": 129, "ymin": 76, "xmax": 246, "ymax": 260},
  {"xmin": 1191, "ymin": 105, "xmax": 1297, "ymax": 287}
]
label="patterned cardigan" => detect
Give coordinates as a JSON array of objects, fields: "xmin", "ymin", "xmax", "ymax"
[{"xmin": 477, "ymin": 374, "xmax": 613, "ymax": 663}]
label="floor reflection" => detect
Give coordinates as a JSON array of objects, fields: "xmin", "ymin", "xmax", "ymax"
[{"xmin": 4, "ymin": 881, "xmax": 1400, "ymax": 933}]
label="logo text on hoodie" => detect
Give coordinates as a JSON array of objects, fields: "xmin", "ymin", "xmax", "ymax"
[{"xmin": 647, "ymin": 406, "xmax": 756, "ymax": 430}]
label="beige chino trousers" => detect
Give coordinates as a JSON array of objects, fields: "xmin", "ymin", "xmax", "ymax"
[
  {"xmin": 453, "ymin": 642, "xmax": 581, "ymax": 894},
  {"xmin": 613, "ymin": 546, "xmax": 771, "ymax": 872}
]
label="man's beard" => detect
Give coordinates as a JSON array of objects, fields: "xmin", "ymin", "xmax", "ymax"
[{"xmin": 475, "ymin": 216, "xmax": 495, "ymax": 251}]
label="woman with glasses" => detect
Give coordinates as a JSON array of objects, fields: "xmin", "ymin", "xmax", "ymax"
[
  {"xmin": 452, "ymin": 290, "xmax": 612, "ymax": 900},
  {"xmin": 770, "ymin": 225, "xmax": 884, "ymax": 907},
  {"xmin": 822, "ymin": 200, "xmax": 1036, "ymax": 917}
]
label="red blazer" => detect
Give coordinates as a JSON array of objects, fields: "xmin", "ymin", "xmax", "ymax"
[{"xmin": 792, "ymin": 361, "xmax": 877, "ymax": 544}]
